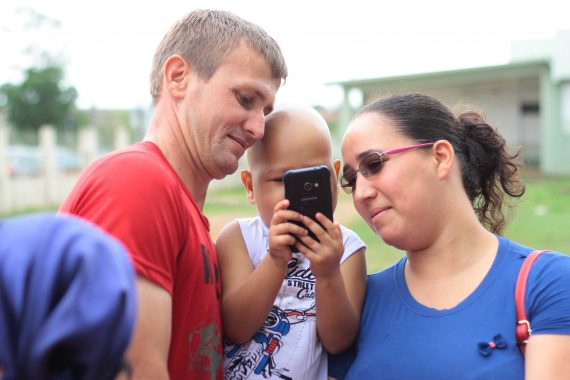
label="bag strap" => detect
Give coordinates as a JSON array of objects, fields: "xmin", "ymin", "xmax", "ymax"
[{"xmin": 515, "ymin": 250, "xmax": 548, "ymax": 355}]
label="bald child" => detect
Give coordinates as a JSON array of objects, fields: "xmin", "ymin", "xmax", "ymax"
[{"xmin": 216, "ymin": 106, "xmax": 367, "ymax": 380}]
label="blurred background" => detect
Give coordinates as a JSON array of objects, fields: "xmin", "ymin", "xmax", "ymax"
[{"xmin": 1, "ymin": 0, "xmax": 569, "ymax": 271}]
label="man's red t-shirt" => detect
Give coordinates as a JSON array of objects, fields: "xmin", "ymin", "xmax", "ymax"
[{"xmin": 60, "ymin": 141, "xmax": 222, "ymax": 379}]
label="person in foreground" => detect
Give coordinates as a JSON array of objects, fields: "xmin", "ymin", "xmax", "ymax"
[
  {"xmin": 216, "ymin": 106, "xmax": 367, "ymax": 379},
  {"xmin": 59, "ymin": 10, "xmax": 287, "ymax": 380},
  {"xmin": 330, "ymin": 92, "xmax": 570, "ymax": 379},
  {"xmin": 0, "ymin": 213, "xmax": 136, "ymax": 380}
]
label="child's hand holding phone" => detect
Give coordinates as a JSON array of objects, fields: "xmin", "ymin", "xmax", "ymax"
[{"xmin": 283, "ymin": 165, "xmax": 344, "ymax": 278}]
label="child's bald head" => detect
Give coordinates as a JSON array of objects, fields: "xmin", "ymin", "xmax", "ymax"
[
  {"xmin": 247, "ymin": 106, "xmax": 333, "ymax": 170},
  {"xmin": 241, "ymin": 105, "xmax": 341, "ymax": 226}
]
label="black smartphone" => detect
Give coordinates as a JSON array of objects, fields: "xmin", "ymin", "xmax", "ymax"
[{"xmin": 283, "ymin": 165, "xmax": 334, "ymax": 251}]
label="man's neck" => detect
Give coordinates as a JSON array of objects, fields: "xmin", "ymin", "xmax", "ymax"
[{"xmin": 144, "ymin": 108, "xmax": 210, "ymax": 209}]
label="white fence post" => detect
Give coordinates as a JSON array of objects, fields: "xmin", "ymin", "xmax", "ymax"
[
  {"xmin": 39, "ymin": 124, "xmax": 57, "ymax": 205},
  {"xmin": 114, "ymin": 125, "xmax": 130, "ymax": 150},
  {"xmin": 0, "ymin": 116, "xmax": 11, "ymax": 214},
  {"xmin": 78, "ymin": 126, "xmax": 98, "ymax": 167}
]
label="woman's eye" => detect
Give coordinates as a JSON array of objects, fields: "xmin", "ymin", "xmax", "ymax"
[
  {"xmin": 341, "ymin": 172, "xmax": 356, "ymax": 186},
  {"xmin": 366, "ymin": 159, "xmax": 383, "ymax": 173}
]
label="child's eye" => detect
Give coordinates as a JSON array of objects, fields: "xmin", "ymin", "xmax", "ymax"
[{"xmin": 271, "ymin": 177, "xmax": 283, "ymax": 183}]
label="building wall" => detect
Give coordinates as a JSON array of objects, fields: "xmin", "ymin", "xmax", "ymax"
[
  {"xmin": 541, "ymin": 76, "xmax": 570, "ymax": 175},
  {"xmin": 358, "ymin": 76, "xmax": 541, "ymax": 163},
  {"xmin": 337, "ymin": 31, "xmax": 570, "ymax": 175}
]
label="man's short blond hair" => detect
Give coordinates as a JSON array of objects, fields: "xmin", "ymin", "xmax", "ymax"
[{"xmin": 150, "ymin": 9, "xmax": 288, "ymax": 104}]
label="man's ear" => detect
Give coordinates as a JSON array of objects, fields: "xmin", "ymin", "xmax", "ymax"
[
  {"xmin": 333, "ymin": 159, "xmax": 341, "ymax": 178},
  {"xmin": 240, "ymin": 170, "xmax": 256, "ymax": 205},
  {"xmin": 432, "ymin": 140, "xmax": 455, "ymax": 180},
  {"xmin": 163, "ymin": 55, "xmax": 191, "ymax": 100}
]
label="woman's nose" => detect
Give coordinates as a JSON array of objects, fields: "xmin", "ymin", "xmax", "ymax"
[{"xmin": 353, "ymin": 173, "xmax": 376, "ymax": 202}]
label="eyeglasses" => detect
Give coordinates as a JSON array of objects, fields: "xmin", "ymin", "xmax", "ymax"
[{"xmin": 340, "ymin": 142, "xmax": 435, "ymax": 194}]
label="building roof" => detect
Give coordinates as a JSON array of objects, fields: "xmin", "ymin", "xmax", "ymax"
[{"xmin": 332, "ymin": 59, "xmax": 549, "ymax": 89}]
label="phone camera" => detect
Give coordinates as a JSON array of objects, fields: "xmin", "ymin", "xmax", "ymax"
[{"xmin": 303, "ymin": 182, "xmax": 313, "ymax": 191}]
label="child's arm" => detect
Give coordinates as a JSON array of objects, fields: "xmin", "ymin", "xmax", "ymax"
[
  {"xmin": 216, "ymin": 200, "xmax": 307, "ymax": 344},
  {"xmin": 296, "ymin": 213, "xmax": 367, "ymax": 354}
]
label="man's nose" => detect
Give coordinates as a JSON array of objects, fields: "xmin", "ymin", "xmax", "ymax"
[{"xmin": 243, "ymin": 111, "xmax": 265, "ymax": 141}]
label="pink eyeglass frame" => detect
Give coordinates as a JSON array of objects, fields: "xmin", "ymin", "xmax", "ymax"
[
  {"xmin": 359, "ymin": 142, "xmax": 435, "ymax": 175},
  {"xmin": 341, "ymin": 142, "xmax": 435, "ymax": 193}
]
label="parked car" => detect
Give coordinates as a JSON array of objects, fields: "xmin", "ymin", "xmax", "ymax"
[{"xmin": 7, "ymin": 145, "xmax": 82, "ymax": 177}]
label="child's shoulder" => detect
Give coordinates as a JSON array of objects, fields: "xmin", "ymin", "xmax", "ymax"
[
  {"xmin": 339, "ymin": 224, "xmax": 359, "ymax": 239},
  {"xmin": 234, "ymin": 216, "xmax": 265, "ymax": 231},
  {"xmin": 215, "ymin": 219, "xmax": 258, "ymax": 268},
  {"xmin": 220, "ymin": 217, "xmax": 268, "ymax": 265},
  {"xmin": 339, "ymin": 224, "xmax": 367, "ymax": 263}
]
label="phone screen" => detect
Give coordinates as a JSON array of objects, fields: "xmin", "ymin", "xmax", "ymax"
[{"xmin": 283, "ymin": 165, "xmax": 333, "ymax": 250}]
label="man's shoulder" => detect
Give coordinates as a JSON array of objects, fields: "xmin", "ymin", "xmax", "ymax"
[
  {"xmin": 93, "ymin": 142, "xmax": 165, "ymax": 169},
  {"xmin": 81, "ymin": 142, "xmax": 177, "ymax": 187},
  {"xmin": 60, "ymin": 142, "xmax": 182, "ymax": 215}
]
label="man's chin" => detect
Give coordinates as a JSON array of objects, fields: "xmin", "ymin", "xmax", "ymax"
[{"xmin": 213, "ymin": 160, "xmax": 240, "ymax": 180}]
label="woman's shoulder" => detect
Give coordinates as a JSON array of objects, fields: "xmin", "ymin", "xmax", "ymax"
[
  {"xmin": 528, "ymin": 249, "xmax": 570, "ymax": 284},
  {"xmin": 499, "ymin": 236, "xmax": 570, "ymax": 270},
  {"xmin": 367, "ymin": 257, "xmax": 406, "ymax": 286},
  {"xmin": 521, "ymin": 247, "xmax": 570, "ymax": 334}
]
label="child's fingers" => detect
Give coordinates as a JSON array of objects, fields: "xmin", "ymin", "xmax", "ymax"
[
  {"xmin": 300, "ymin": 215, "xmax": 324, "ymax": 235},
  {"xmin": 296, "ymin": 234, "xmax": 320, "ymax": 254},
  {"xmin": 299, "ymin": 215, "xmax": 335, "ymax": 245},
  {"xmin": 294, "ymin": 240, "xmax": 317, "ymax": 261},
  {"xmin": 271, "ymin": 221, "xmax": 307, "ymax": 239},
  {"xmin": 271, "ymin": 209, "xmax": 303, "ymax": 226},
  {"xmin": 314, "ymin": 212, "xmax": 334, "ymax": 229},
  {"xmin": 272, "ymin": 199, "xmax": 290, "ymax": 213},
  {"xmin": 272, "ymin": 233, "xmax": 298, "ymax": 248},
  {"xmin": 314, "ymin": 213, "xmax": 342, "ymax": 240}
]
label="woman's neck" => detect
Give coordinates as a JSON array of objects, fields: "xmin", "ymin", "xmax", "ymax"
[{"xmin": 404, "ymin": 216, "xmax": 499, "ymax": 310}]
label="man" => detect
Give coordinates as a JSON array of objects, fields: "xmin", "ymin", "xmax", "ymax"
[{"xmin": 60, "ymin": 10, "xmax": 287, "ymax": 380}]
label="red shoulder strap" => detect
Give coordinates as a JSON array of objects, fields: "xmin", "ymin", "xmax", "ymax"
[{"xmin": 515, "ymin": 250, "xmax": 548, "ymax": 356}]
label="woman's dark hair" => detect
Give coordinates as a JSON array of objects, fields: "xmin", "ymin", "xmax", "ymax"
[{"xmin": 357, "ymin": 92, "xmax": 525, "ymax": 234}]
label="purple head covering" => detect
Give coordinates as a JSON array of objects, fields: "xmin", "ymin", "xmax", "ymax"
[{"xmin": 0, "ymin": 213, "xmax": 136, "ymax": 380}]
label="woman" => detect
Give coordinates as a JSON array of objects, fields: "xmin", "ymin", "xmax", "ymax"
[{"xmin": 330, "ymin": 93, "xmax": 570, "ymax": 379}]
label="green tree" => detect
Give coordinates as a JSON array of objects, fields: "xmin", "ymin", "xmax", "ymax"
[{"xmin": 1, "ymin": 64, "xmax": 77, "ymax": 133}]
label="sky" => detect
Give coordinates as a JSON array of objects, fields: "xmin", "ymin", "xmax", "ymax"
[{"xmin": 1, "ymin": 0, "xmax": 570, "ymax": 111}]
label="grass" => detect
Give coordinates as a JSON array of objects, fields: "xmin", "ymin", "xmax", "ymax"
[
  {"xmin": 1, "ymin": 206, "xmax": 58, "ymax": 218},
  {"xmin": 5, "ymin": 173, "xmax": 569, "ymax": 275},
  {"xmin": 344, "ymin": 218, "xmax": 405, "ymax": 273},
  {"xmin": 504, "ymin": 175, "xmax": 570, "ymax": 254},
  {"xmin": 206, "ymin": 173, "xmax": 570, "ymax": 274}
]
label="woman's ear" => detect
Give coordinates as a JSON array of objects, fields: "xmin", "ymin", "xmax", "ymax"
[
  {"xmin": 240, "ymin": 170, "xmax": 256, "ymax": 205},
  {"xmin": 432, "ymin": 140, "xmax": 455, "ymax": 180},
  {"xmin": 163, "ymin": 55, "xmax": 191, "ymax": 100}
]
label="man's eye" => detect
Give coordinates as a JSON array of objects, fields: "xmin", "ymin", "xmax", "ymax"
[{"xmin": 237, "ymin": 93, "xmax": 254, "ymax": 109}]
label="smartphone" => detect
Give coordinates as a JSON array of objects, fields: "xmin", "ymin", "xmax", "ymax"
[{"xmin": 283, "ymin": 165, "xmax": 334, "ymax": 250}]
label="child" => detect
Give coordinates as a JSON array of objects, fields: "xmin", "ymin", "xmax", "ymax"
[{"xmin": 216, "ymin": 106, "xmax": 367, "ymax": 379}]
